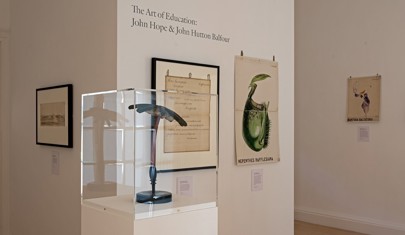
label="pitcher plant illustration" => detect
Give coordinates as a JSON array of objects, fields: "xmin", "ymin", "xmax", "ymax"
[{"xmin": 242, "ymin": 74, "xmax": 271, "ymax": 152}]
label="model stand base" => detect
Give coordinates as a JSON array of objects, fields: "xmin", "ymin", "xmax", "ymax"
[{"xmin": 136, "ymin": 190, "xmax": 172, "ymax": 204}]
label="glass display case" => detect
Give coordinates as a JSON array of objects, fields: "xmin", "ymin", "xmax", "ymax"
[{"xmin": 81, "ymin": 89, "xmax": 218, "ymax": 220}]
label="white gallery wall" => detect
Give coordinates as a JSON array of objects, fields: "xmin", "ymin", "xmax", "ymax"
[
  {"xmin": 9, "ymin": 1, "xmax": 117, "ymax": 235},
  {"xmin": 118, "ymin": 1, "xmax": 294, "ymax": 235},
  {"xmin": 295, "ymin": 1, "xmax": 405, "ymax": 234},
  {"xmin": 0, "ymin": 0, "xmax": 10, "ymax": 30},
  {"xmin": 7, "ymin": 0, "xmax": 293, "ymax": 235}
]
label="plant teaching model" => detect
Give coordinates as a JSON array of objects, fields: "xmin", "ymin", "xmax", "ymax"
[
  {"xmin": 242, "ymin": 74, "xmax": 271, "ymax": 152},
  {"xmin": 129, "ymin": 103, "xmax": 187, "ymax": 204}
]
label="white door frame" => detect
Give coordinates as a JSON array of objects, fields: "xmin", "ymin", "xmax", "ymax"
[{"xmin": 0, "ymin": 29, "xmax": 11, "ymax": 235}]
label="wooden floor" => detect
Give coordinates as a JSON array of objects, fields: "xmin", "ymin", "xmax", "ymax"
[{"xmin": 295, "ymin": 221, "xmax": 367, "ymax": 235}]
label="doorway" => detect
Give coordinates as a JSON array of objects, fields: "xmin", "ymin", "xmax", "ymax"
[
  {"xmin": 0, "ymin": 31, "xmax": 11, "ymax": 235},
  {"xmin": 0, "ymin": 40, "xmax": 3, "ymax": 234}
]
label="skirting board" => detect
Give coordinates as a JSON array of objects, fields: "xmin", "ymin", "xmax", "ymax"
[{"xmin": 295, "ymin": 207, "xmax": 405, "ymax": 235}]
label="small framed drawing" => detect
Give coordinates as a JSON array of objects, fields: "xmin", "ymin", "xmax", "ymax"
[
  {"xmin": 151, "ymin": 58, "xmax": 219, "ymax": 172},
  {"xmin": 36, "ymin": 84, "xmax": 73, "ymax": 148}
]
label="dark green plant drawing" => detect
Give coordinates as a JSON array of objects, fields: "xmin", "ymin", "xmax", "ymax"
[{"xmin": 242, "ymin": 74, "xmax": 271, "ymax": 152}]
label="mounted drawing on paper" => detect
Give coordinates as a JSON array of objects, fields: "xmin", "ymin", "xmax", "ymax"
[{"xmin": 234, "ymin": 56, "xmax": 280, "ymax": 165}]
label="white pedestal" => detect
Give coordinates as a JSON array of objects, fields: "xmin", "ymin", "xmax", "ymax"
[{"xmin": 82, "ymin": 195, "xmax": 218, "ymax": 235}]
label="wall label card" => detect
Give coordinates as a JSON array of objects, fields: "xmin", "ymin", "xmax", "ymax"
[
  {"xmin": 358, "ymin": 126, "xmax": 370, "ymax": 142},
  {"xmin": 251, "ymin": 169, "xmax": 264, "ymax": 192}
]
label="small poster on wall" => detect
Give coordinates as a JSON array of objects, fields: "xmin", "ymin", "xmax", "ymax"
[
  {"xmin": 234, "ymin": 56, "xmax": 280, "ymax": 165},
  {"xmin": 347, "ymin": 75, "xmax": 381, "ymax": 122}
]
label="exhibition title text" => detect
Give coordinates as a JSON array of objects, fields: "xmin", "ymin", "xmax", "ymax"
[{"xmin": 130, "ymin": 5, "xmax": 231, "ymax": 43}]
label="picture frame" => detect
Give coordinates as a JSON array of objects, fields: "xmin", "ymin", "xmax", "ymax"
[
  {"xmin": 36, "ymin": 84, "xmax": 73, "ymax": 148},
  {"xmin": 152, "ymin": 58, "xmax": 219, "ymax": 95},
  {"xmin": 151, "ymin": 58, "xmax": 219, "ymax": 172}
]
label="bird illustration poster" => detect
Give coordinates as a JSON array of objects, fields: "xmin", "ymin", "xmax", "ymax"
[
  {"xmin": 347, "ymin": 75, "xmax": 381, "ymax": 122},
  {"xmin": 234, "ymin": 56, "xmax": 280, "ymax": 165}
]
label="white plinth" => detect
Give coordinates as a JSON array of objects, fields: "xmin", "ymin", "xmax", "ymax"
[{"xmin": 82, "ymin": 195, "xmax": 218, "ymax": 235}]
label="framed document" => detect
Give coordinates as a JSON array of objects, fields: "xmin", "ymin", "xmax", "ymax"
[
  {"xmin": 152, "ymin": 58, "xmax": 219, "ymax": 171},
  {"xmin": 36, "ymin": 84, "xmax": 73, "ymax": 148},
  {"xmin": 152, "ymin": 58, "xmax": 219, "ymax": 95}
]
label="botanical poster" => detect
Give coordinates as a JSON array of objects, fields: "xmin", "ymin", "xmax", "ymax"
[
  {"xmin": 347, "ymin": 75, "xmax": 381, "ymax": 122},
  {"xmin": 234, "ymin": 56, "xmax": 280, "ymax": 165}
]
